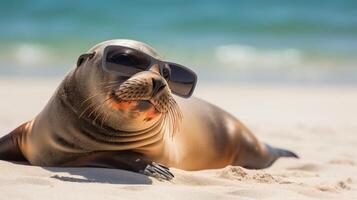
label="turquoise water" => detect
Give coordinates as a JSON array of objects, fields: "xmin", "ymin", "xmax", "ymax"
[{"xmin": 0, "ymin": 0, "xmax": 356, "ymax": 83}]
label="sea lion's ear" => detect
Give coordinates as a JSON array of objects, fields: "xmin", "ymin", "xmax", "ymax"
[{"xmin": 77, "ymin": 52, "xmax": 95, "ymax": 67}]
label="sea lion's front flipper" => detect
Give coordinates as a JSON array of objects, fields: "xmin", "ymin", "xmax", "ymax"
[
  {"xmin": 141, "ymin": 162, "xmax": 174, "ymax": 180},
  {"xmin": 0, "ymin": 123, "xmax": 28, "ymax": 162},
  {"xmin": 62, "ymin": 151, "xmax": 174, "ymax": 180}
]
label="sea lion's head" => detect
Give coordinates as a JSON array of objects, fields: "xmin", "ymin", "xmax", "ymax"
[{"xmin": 73, "ymin": 39, "xmax": 182, "ymax": 134}]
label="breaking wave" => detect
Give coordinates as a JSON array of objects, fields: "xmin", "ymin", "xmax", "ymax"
[{"xmin": 215, "ymin": 44, "xmax": 302, "ymax": 69}]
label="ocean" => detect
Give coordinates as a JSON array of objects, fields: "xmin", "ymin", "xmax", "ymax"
[{"xmin": 0, "ymin": 0, "xmax": 356, "ymax": 84}]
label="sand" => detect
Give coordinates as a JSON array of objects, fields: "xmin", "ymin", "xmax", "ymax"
[{"xmin": 0, "ymin": 78, "xmax": 356, "ymax": 200}]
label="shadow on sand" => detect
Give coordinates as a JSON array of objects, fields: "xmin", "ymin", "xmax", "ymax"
[
  {"xmin": 10, "ymin": 161, "xmax": 152, "ymax": 184},
  {"xmin": 45, "ymin": 167, "xmax": 153, "ymax": 184}
]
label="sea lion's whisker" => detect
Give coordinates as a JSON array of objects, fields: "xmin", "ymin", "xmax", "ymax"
[
  {"xmin": 89, "ymin": 97, "xmax": 112, "ymax": 124},
  {"xmin": 167, "ymin": 106, "xmax": 175, "ymax": 138},
  {"xmin": 169, "ymin": 98, "xmax": 182, "ymax": 137},
  {"xmin": 103, "ymin": 84, "xmax": 119, "ymax": 89},
  {"xmin": 79, "ymin": 100, "xmax": 97, "ymax": 119},
  {"xmin": 163, "ymin": 113, "xmax": 171, "ymax": 138},
  {"xmin": 80, "ymin": 90, "xmax": 108, "ymax": 107},
  {"xmin": 80, "ymin": 83, "xmax": 117, "ymax": 105},
  {"xmin": 79, "ymin": 87, "xmax": 116, "ymax": 119},
  {"xmin": 92, "ymin": 103, "xmax": 106, "ymax": 125},
  {"xmin": 95, "ymin": 97, "xmax": 113, "ymax": 127},
  {"xmin": 79, "ymin": 94, "xmax": 108, "ymax": 119},
  {"xmin": 85, "ymin": 104, "xmax": 100, "ymax": 121},
  {"xmin": 101, "ymin": 109, "xmax": 110, "ymax": 128},
  {"xmin": 169, "ymin": 106, "xmax": 176, "ymax": 133},
  {"xmin": 98, "ymin": 80, "xmax": 121, "ymax": 86},
  {"xmin": 170, "ymin": 111, "xmax": 175, "ymax": 138},
  {"xmin": 102, "ymin": 81, "xmax": 123, "ymax": 89}
]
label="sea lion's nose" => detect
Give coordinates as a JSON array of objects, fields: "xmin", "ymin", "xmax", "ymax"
[{"xmin": 151, "ymin": 77, "xmax": 166, "ymax": 97}]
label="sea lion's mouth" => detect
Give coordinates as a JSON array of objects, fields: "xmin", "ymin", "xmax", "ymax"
[
  {"xmin": 108, "ymin": 89, "xmax": 182, "ymax": 137},
  {"xmin": 109, "ymin": 91, "xmax": 161, "ymax": 114}
]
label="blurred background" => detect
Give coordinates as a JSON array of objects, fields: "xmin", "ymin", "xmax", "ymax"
[{"xmin": 0, "ymin": 0, "xmax": 356, "ymax": 84}]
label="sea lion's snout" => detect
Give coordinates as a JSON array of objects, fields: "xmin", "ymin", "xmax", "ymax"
[
  {"xmin": 112, "ymin": 71, "xmax": 173, "ymax": 113},
  {"xmin": 107, "ymin": 70, "xmax": 182, "ymax": 134}
]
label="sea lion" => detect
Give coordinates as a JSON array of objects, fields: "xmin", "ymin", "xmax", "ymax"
[{"xmin": 0, "ymin": 39, "xmax": 297, "ymax": 180}]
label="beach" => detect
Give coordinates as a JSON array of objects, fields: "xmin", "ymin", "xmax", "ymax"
[
  {"xmin": 1, "ymin": 0, "xmax": 356, "ymax": 199},
  {"xmin": 0, "ymin": 78, "xmax": 356, "ymax": 200}
]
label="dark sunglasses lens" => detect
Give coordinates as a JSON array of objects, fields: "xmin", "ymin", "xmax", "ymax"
[
  {"xmin": 167, "ymin": 63, "xmax": 196, "ymax": 97},
  {"xmin": 104, "ymin": 46, "xmax": 150, "ymax": 76}
]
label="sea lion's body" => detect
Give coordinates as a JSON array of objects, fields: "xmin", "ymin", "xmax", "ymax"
[
  {"xmin": 0, "ymin": 39, "xmax": 297, "ymax": 179},
  {"xmin": 162, "ymin": 97, "xmax": 273, "ymax": 170}
]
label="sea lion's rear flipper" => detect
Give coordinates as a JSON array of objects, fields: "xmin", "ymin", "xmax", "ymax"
[
  {"xmin": 241, "ymin": 143, "xmax": 298, "ymax": 169},
  {"xmin": 0, "ymin": 123, "xmax": 28, "ymax": 162},
  {"xmin": 62, "ymin": 151, "xmax": 174, "ymax": 180},
  {"xmin": 261, "ymin": 143, "xmax": 299, "ymax": 168},
  {"xmin": 265, "ymin": 144, "xmax": 299, "ymax": 159}
]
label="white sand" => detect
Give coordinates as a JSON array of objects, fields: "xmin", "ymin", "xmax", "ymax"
[{"xmin": 0, "ymin": 78, "xmax": 356, "ymax": 200}]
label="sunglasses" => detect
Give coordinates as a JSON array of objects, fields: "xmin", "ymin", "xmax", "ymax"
[{"xmin": 78, "ymin": 45, "xmax": 197, "ymax": 98}]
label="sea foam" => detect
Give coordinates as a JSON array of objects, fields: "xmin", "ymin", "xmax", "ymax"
[
  {"xmin": 11, "ymin": 43, "xmax": 52, "ymax": 67},
  {"xmin": 215, "ymin": 44, "xmax": 301, "ymax": 69}
]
